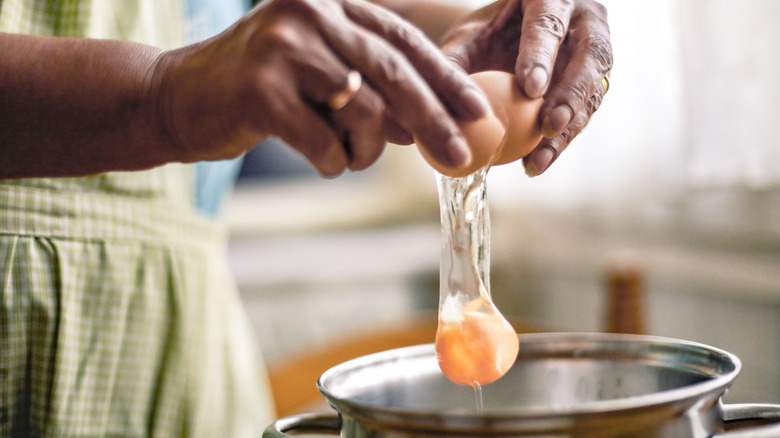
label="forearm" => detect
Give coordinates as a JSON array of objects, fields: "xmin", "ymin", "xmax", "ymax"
[{"xmin": 0, "ymin": 33, "xmax": 175, "ymax": 178}]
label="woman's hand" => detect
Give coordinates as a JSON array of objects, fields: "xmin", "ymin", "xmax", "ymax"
[
  {"xmin": 154, "ymin": 0, "xmax": 493, "ymax": 177},
  {"xmin": 439, "ymin": 0, "xmax": 613, "ymax": 176}
]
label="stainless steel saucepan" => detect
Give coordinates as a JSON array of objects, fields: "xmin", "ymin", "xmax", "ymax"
[{"xmin": 264, "ymin": 333, "xmax": 780, "ymax": 437}]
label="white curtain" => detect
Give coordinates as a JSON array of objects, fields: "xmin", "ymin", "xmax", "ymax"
[
  {"xmin": 680, "ymin": 0, "xmax": 780, "ymax": 189},
  {"xmin": 489, "ymin": 0, "xmax": 780, "ymax": 212}
]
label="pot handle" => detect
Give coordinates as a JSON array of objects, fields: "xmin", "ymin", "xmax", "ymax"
[
  {"xmin": 713, "ymin": 403, "xmax": 780, "ymax": 437},
  {"xmin": 262, "ymin": 412, "xmax": 341, "ymax": 437}
]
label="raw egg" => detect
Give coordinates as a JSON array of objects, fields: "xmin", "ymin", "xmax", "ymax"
[
  {"xmin": 419, "ymin": 71, "xmax": 544, "ymax": 177},
  {"xmin": 435, "ymin": 295, "xmax": 519, "ymax": 387}
]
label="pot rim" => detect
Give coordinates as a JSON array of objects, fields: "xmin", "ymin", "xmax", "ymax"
[{"xmin": 317, "ymin": 332, "xmax": 741, "ymax": 422}]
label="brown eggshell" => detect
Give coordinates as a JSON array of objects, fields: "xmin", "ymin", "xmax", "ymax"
[
  {"xmin": 417, "ymin": 109, "xmax": 505, "ymax": 178},
  {"xmin": 469, "ymin": 71, "xmax": 544, "ymax": 166},
  {"xmin": 416, "ymin": 71, "xmax": 543, "ymax": 177}
]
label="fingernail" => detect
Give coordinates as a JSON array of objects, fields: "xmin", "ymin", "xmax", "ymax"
[
  {"xmin": 524, "ymin": 66, "xmax": 548, "ymax": 98},
  {"xmin": 447, "ymin": 136, "xmax": 472, "ymax": 169},
  {"xmin": 319, "ymin": 166, "xmax": 345, "ymax": 179},
  {"xmin": 460, "ymin": 86, "xmax": 492, "ymax": 120},
  {"xmin": 525, "ymin": 147, "xmax": 555, "ymax": 177},
  {"xmin": 542, "ymin": 106, "xmax": 572, "ymax": 137}
]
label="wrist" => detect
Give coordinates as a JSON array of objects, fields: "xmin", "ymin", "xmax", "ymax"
[{"xmin": 145, "ymin": 47, "xmax": 196, "ymax": 165}]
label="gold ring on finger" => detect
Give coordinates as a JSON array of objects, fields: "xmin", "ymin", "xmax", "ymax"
[{"xmin": 328, "ymin": 70, "xmax": 362, "ymax": 111}]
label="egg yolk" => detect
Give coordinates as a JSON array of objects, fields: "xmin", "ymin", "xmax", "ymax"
[{"xmin": 435, "ymin": 297, "xmax": 519, "ymax": 387}]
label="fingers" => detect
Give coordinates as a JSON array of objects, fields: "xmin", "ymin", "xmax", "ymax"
[
  {"xmin": 515, "ymin": 0, "xmax": 575, "ymax": 98},
  {"xmin": 321, "ymin": 0, "xmax": 493, "ymax": 170},
  {"xmin": 302, "ymin": 67, "xmax": 387, "ymax": 172},
  {"xmin": 537, "ymin": 1, "xmax": 612, "ymax": 139},
  {"xmin": 515, "ymin": 0, "xmax": 612, "ymax": 177},
  {"xmin": 383, "ymin": 113, "xmax": 414, "ymax": 145},
  {"xmin": 278, "ymin": 100, "xmax": 350, "ymax": 177},
  {"xmin": 265, "ymin": 76, "xmax": 348, "ymax": 176},
  {"xmin": 259, "ymin": 23, "xmax": 383, "ymax": 174},
  {"xmin": 325, "ymin": 25, "xmax": 470, "ymax": 169},
  {"xmin": 329, "ymin": 78, "xmax": 387, "ymax": 171},
  {"xmin": 343, "ymin": 0, "xmax": 491, "ymax": 121},
  {"xmin": 292, "ymin": 44, "xmax": 387, "ymax": 171},
  {"xmin": 523, "ymin": 87, "xmax": 602, "ymax": 176},
  {"xmin": 244, "ymin": 0, "xmax": 491, "ymax": 175}
]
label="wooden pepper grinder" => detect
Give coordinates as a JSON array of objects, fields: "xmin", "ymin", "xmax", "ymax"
[{"xmin": 605, "ymin": 261, "xmax": 645, "ymax": 334}]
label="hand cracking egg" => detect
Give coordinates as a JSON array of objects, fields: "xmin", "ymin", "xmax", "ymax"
[{"xmin": 419, "ymin": 71, "xmax": 544, "ymax": 177}]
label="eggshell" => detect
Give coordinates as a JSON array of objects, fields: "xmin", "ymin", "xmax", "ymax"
[
  {"xmin": 418, "ymin": 109, "xmax": 506, "ymax": 178},
  {"xmin": 417, "ymin": 71, "xmax": 544, "ymax": 177},
  {"xmin": 470, "ymin": 71, "xmax": 544, "ymax": 166}
]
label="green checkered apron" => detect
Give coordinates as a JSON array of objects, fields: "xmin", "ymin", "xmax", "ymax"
[{"xmin": 0, "ymin": 2, "xmax": 275, "ymax": 437}]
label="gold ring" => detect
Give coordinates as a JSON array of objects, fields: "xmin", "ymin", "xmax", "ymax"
[
  {"xmin": 328, "ymin": 70, "xmax": 362, "ymax": 111},
  {"xmin": 601, "ymin": 75, "xmax": 610, "ymax": 94}
]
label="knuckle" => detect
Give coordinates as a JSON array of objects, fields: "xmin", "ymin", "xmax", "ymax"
[
  {"xmin": 260, "ymin": 22, "xmax": 304, "ymax": 52},
  {"xmin": 441, "ymin": 65, "xmax": 468, "ymax": 89},
  {"xmin": 360, "ymin": 94, "xmax": 384, "ymax": 119},
  {"xmin": 568, "ymin": 80, "xmax": 591, "ymax": 104},
  {"xmin": 276, "ymin": 0, "xmax": 319, "ymax": 20},
  {"xmin": 347, "ymin": 99, "xmax": 382, "ymax": 126},
  {"xmin": 250, "ymin": 66, "xmax": 285, "ymax": 97},
  {"xmin": 561, "ymin": 112, "xmax": 589, "ymax": 144},
  {"xmin": 587, "ymin": 91, "xmax": 603, "ymax": 115},
  {"xmin": 393, "ymin": 22, "xmax": 427, "ymax": 48},
  {"xmin": 531, "ymin": 12, "xmax": 568, "ymax": 42},
  {"xmin": 558, "ymin": 126, "xmax": 575, "ymax": 145},
  {"xmin": 546, "ymin": 139, "xmax": 563, "ymax": 157},
  {"xmin": 582, "ymin": 34, "xmax": 614, "ymax": 72},
  {"xmin": 583, "ymin": 93, "xmax": 601, "ymax": 117},
  {"xmin": 377, "ymin": 51, "xmax": 410, "ymax": 89},
  {"xmin": 444, "ymin": 50, "xmax": 469, "ymax": 73}
]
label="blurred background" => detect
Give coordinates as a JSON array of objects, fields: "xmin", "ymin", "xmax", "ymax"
[{"xmin": 226, "ymin": 0, "xmax": 780, "ymax": 413}]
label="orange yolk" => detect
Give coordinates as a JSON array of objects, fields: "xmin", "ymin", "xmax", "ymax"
[{"xmin": 435, "ymin": 298, "xmax": 519, "ymax": 387}]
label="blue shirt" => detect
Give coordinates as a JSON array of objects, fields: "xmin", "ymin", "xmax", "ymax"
[{"xmin": 187, "ymin": 0, "xmax": 251, "ymax": 217}]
